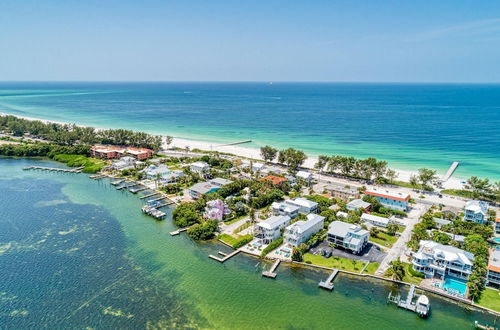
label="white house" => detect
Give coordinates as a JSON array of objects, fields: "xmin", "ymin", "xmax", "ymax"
[
  {"xmin": 463, "ymin": 200, "xmax": 489, "ymax": 224},
  {"xmin": 188, "ymin": 182, "xmax": 220, "ymax": 200},
  {"xmin": 364, "ymin": 188, "xmax": 410, "ymax": 212},
  {"xmin": 346, "ymin": 199, "xmax": 371, "ymax": 212},
  {"xmin": 496, "ymin": 210, "xmax": 500, "ymax": 235},
  {"xmin": 487, "ymin": 248, "xmax": 500, "ymax": 287},
  {"xmin": 255, "ymin": 215, "xmax": 291, "ymax": 244},
  {"xmin": 361, "ymin": 213, "xmax": 391, "ymax": 228},
  {"xmin": 252, "ymin": 162, "xmax": 266, "ymax": 173},
  {"xmin": 142, "ymin": 164, "xmax": 170, "ymax": 179},
  {"xmin": 327, "ymin": 221, "xmax": 369, "ymax": 254},
  {"xmin": 296, "ymin": 170, "xmax": 313, "ymax": 182},
  {"xmin": 285, "ymin": 197, "xmax": 318, "ymax": 214},
  {"xmin": 271, "ymin": 202, "xmax": 300, "ymax": 219},
  {"xmin": 190, "ymin": 161, "xmax": 210, "ymax": 174},
  {"xmin": 336, "ymin": 211, "xmax": 348, "ymax": 219},
  {"xmin": 111, "ymin": 156, "xmax": 136, "ymax": 170},
  {"xmin": 412, "ymin": 240, "xmax": 474, "ymax": 280},
  {"xmin": 209, "ymin": 177, "xmax": 233, "ymax": 187},
  {"xmin": 284, "ymin": 214, "xmax": 325, "ymax": 247}
]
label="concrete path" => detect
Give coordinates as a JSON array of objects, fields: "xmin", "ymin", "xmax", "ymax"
[{"xmin": 375, "ymin": 203, "xmax": 429, "ymax": 276}]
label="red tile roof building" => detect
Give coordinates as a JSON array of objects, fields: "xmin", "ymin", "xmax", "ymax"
[
  {"xmin": 90, "ymin": 145, "xmax": 153, "ymax": 161},
  {"xmin": 259, "ymin": 175, "xmax": 288, "ymax": 186}
]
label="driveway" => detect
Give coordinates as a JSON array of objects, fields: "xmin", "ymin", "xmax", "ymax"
[{"xmin": 310, "ymin": 241, "xmax": 386, "ymax": 263}]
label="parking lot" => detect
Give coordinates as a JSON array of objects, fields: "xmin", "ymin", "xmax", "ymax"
[{"xmin": 309, "ymin": 241, "xmax": 387, "ymax": 263}]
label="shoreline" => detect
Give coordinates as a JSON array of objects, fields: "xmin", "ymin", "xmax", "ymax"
[{"xmin": 0, "ymin": 111, "xmax": 466, "ymax": 190}]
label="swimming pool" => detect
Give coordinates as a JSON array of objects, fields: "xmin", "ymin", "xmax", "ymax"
[
  {"xmin": 493, "ymin": 237, "xmax": 500, "ymax": 244},
  {"xmin": 441, "ymin": 278, "xmax": 467, "ymax": 296}
]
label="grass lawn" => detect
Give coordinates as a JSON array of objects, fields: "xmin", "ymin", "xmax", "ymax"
[
  {"xmin": 224, "ymin": 214, "xmax": 247, "ymax": 225},
  {"xmin": 400, "ymin": 262, "xmax": 423, "ymax": 285},
  {"xmin": 369, "ymin": 232, "xmax": 398, "ymax": 248},
  {"xmin": 476, "ymin": 287, "xmax": 500, "ymax": 312},
  {"xmin": 218, "ymin": 233, "xmax": 253, "ymax": 249},
  {"xmin": 218, "ymin": 233, "xmax": 239, "ymax": 246},
  {"xmin": 393, "ymin": 180, "xmax": 416, "ymax": 189},
  {"xmin": 52, "ymin": 154, "xmax": 106, "ymax": 173},
  {"xmin": 303, "ymin": 253, "xmax": 367, "ymax": 273},
  {"xmin": 362, "ymin": 262, "xmax": 380, "ymax": 275}
]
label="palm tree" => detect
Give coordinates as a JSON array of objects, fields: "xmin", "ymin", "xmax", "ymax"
[{"xmin": 386, "ymin": 258, "xmax": 405, "ymax": 281}]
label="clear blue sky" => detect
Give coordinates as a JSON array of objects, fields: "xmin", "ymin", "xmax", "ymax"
[{"xmin": 1, "ymin": 0, "xmax": 500, "ymax": 82}]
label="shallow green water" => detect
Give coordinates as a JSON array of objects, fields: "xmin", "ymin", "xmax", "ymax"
[{"xmin": 0, "ymin": 157, "xmax": 497, "ymax": 329}]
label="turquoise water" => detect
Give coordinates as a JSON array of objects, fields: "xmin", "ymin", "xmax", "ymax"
[
  {"xmin": 442, "ymin": 278, "xmax": 468, "ymax": 296},
  {"xmin": 0, "ymin": 82, "xmax": 499, "ymax": 180},
  {"xmin": 0, "ymin": 157, "xmax": 498, "ymax": 329}
]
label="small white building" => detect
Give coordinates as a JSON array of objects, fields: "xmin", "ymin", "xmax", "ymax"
[
  {"xmin": 327, "ymin": 221, "xmax": 369, "ymax": 254},
  {"xmin": 284, "ymin": 214, "xmax": 325, "ymax": 247},
  {"xmin": 271, "ymin": 201, "xmax": 300, "ymax": 219},
  {"xmin": 361, "ymin": 213, "xmax": 390, "ymax": 228},
  {"xmin": 285, "ymin": 197, "xmax": 318, "ymax": 214},
  {"xmin": 336, "ymin": 211, "xmax": 348, "ymax": 219},
  {"xmin": 111, "ymin": 156, "xmax": 136, "ymax": 170},
  {"xmin": 142, "ymin": 164, "xmax": 170, "ymax": 179},
  {"xmin": 190, "ymin": 161, "xmax": 210, "ymax": 174},
  {"xmin": 209, "ymin": 177, "xmax": 233, "ymax": 187},
  {"xmin": 463, "ymin": 200, "xmax": 489, "ymax": 224},
  {"xmin": 252, "ymin": 162, "xmax": 266, "ymax": 173},
  {"xmin": 255, "ymin": 215, "xmax": 291, "ymax": 244},
  {"xmin": 346, "ymin": 199, "xmax": 371, "ymax": 212},
  {"xmin": 296, "ymin": 170, "xmax": 313, "ymax": 182}
]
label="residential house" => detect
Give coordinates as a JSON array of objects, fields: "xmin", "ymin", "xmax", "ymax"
[
  {"xmin": 259, "ymin": 175, "xmax": 288, "ymax": 187},
  {"xmin": 441, "ymin": 206, "xmax": 460, "ymax": 220},
  {"xmin": 204, "ymin": 199, "xmax": 231, "ymax": 222},
  {"xmin": 346, "ymin": 199, "xmax": 371, "ymax": 212},
  {"xmin": 209, "ymin": 177, "xmax": 233, "ymax": 187},
  {"xmin": 433, "ymin": 217, "xmax": 452, "ymax": 229},
  {"xmin": 284, "ymin": 214, "xmax": 325, "ymax": 247},
  {"xmin": 495, "ymin": 210, "xmax": 500, "ymax": 235},
  {"xmin": 336, "ymin": 211, "xmax": 348, "ymax": 219},
  {"xmin": 361, "ymin": 213, "xmax": 391, "ymax": 228},
  {"xmin": 296, "ymin": 170, "xmax": 313, "ymax": 182},
  {"xmin": 190, "ymin": 161, "xmax": 210, "ymax": 174},
  {"xmin": 411, "ymin": 240, "xmax": 474, "ymax": 280},
  {"xmin": 324, "ymin": 184, "xmax": 358, "ymax": 200},
  {"xmin": 142, "ymin": 164, "xmax": 170, "ymax": 179},
  {"xmin": 254, "ymin": 215, "xmax": 291, "ymax": 244},
  {"xmin": 327, "ymin": 221, "xmax": 369, "ymax": 254},
  {"xmin": 271, "ymin": 202, "xmax": 299, "ymax": 219},
  {"xmin": 111, "ymin": 156, "xmax": 136, "ymax": 170},
  {"xmin": 189, "ymin": 182, "xmax": 220, "ymax": 200},
  {"xmin": 463, "ymin": 200, "xmax": 489, "ymax": 224},
  {"xmin": 487, "ymin": 248, "xmax": 500, "ymax": 287},
  {"xmin": 251, "ymin": 162, "xmax": 266, "ymax": 173},
  {"xmin": 285, "ymin": 197, "xmax": 318, "ymax": 214},
  {"xmin": 364, "ymin": 188, "xmax": 410, "ymax": 212}
]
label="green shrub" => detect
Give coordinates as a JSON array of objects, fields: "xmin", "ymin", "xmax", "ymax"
[
  {"xmin": 407, "ymin": 264, "xmax": 425, "ymax": 278},
  {"xmin": 260, "ymin": 237, "xmax": 283, "ymax": 258}
]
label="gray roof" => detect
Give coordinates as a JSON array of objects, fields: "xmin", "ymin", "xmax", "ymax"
[
  {"xmin": 325, "ymin": 184, "xmax": 357, "ymax": 194},
  {"xmin": 347, "ymin": 199, "xmax": 371, "ymax": 209},
  {"xmin": 210, "ymin": 177, "xmax": 233, "ymax": 186},
  {"xmin": 287, "ymin": 214, "xmax": 325, "ymax": 234},
  {"xmin": 433, "ymin": 217, "xmax": 452, "ymax": 227},
  {"xmin": 328, "ymin": 221, "xmax": 368, "ymax": 238},
  {"xmin": 190, "ymin": 182, "xmax": 217, "ymax": 194},
  {"xmin": 258, "ymin": 215, "xmax": 291, "ymax": 230}
]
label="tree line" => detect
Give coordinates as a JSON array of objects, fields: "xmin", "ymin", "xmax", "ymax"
[{"xmin": 0, "ymin": 115, "xmax": 163, "ymax": 151}]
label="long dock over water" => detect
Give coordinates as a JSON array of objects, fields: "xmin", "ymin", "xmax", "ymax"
[
  {"xmin": 209, "ymin": 249, "xmax": 241, "ymax": 263},
  {"xmin": 442, "ymin": 161, "xmax": 460, "ymax": 182},
  {"xmin": 140, "ymin": 192, "xmax": 161, "ymax": 199},
  {"xmin": 170, "ymin": 228, "xmax": 188, "ymax": 236},
  {"xmin": 262, "ymin": 259, "xmax": 281, "ymax": 278},
  {"xmin": 319, "ymin": 269, "xmax": 339, "ymax": 290},
  {"xmin": 23, "ymin": 166, "xmax": 84, "ymax": 173}
]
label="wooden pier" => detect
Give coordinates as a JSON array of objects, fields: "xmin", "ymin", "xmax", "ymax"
[
  {"xmin": 129, "ymin": 186, "xmax": 147, "ymax": 194},
  {"xmin": 262, "ymin": 259, "xmax": 281, "ymax": 279},
  {"xmin": 398, "ymin": 285, "xmax": 417, "ymax": 311},
  {"xmin": 209, "ymin": 249, "xmax": 241, "ymax": 263},
  {"xmin": 23, "ymin": 165, "xmax": 83, "ymax": 173},
  {"xmin": 140, "ymin": 192, "xmax": 160, "ymax": 199},
  {"xmin": 318, "ymin": 269, "xmax": 339, "ymax": 290},
  {"xmin": 111, "ymin": 179, "xmax": 126, "ymax": 186},
  {"xmin": 89, "ymin": 174, "xmax": 106, "ymax": 179},
  {"xmin": 170, "ymin": 228, "xmax": 188, "ymax": 236},
  {"xmin": 442, "ymin": 161, "xmax": 460, "ymax": 182}
]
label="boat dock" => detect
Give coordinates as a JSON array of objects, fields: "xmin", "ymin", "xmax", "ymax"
[
  {"xmin": 129, "ymin": 186, "xmax": 147, "ymax": 193},
  {"xmin": 140, "ymin": 192, "xmax": 160, "ymax": 199},
  {"xmin": 442, "ymin": 161, "xmax": 460, "ymax": 182},
  {"xmin": 89, "ymin": 174, "xmax": 106, "ymax": 179},
  {"xmin": 170, "ymin": 228, "xmax": 188, "ymax": 236},
  {"xmin": 262, "ymin": 259, "xmax": 281, "ymax": 279},
  {"xmin": 318, "ymin": 269, "xmax": 339, "ymax": 290},
  {"xmin": 23, "ymin": 165, "xmax": 83, "ymax": 173},
  {"xmin": 209, "ymin": 249, "xmax": 241, "ymax": 263},
  {"xmin": 141, "ymin": 205, "xmax": 166, "ymax": 219},
  {"xmin": 387, "ymin": 284, "xmax": 429, "ymax": 316},
  {"xmin": 111, "ymin": 179, "xmax": 126, "ymax": 186},
  {"xmin": 116, "ymin": 182, "xmax": 132, "ymax": 190},
  {"xmin": 398, "ymin": 285, "xmax": 417, "ymax": 311}
]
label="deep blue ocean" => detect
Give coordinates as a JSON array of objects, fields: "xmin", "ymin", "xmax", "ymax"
[{"xmin": 0, "ymin": 82, "xmax": 498, "ymax": 180}]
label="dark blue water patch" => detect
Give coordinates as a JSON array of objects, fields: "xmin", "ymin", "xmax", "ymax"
[{"xmin": 0, "ymin": 178, "xmax": 205, "ymax": 329}]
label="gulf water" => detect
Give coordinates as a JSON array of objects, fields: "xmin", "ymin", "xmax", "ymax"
[
  {"xmin": 0, "ymin": 82, "xmax": 499, "ymax": 180},
  {"xmin": 0, "ymin": 157, "xmax": 497, "ymax": 329}
]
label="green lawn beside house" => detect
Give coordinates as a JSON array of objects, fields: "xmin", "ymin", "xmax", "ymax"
[
  {"xmin": 303, "ymin": 253, "xmax": 367, "ymax": 273},
  {"xmin": 362, "ymin": 262, "xmax": 380, "ymax": 275},
  {"xmin": 369, "ymin": 232, "xmax": 398, "ymax": 248},
  {"xmin": 476, "ymin": 287, "xmax": 500, "ymax": 313}
]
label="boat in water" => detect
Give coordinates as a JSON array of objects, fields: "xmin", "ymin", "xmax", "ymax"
[{"xmin": 415, "ymin": 295, "xmax": 430, "ymax": 318}]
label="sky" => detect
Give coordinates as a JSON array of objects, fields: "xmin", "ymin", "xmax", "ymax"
[{"xmin": 1, "ymin": 0, "xmax": 500, "ymax": 82}]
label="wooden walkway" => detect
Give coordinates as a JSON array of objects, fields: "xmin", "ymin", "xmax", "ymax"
[
  {"xmin": 129, "ymin": 186, "xmax": 147, "ymax": 193},
  {"xmin": 170, "ymin": 228, "xmax": 188, "ymax": 236},
  {"xmin": 319, "ymin": 269, "xmax": 339, "ymax": 290},
  {"xmin": 89, "ymin": 174, "xmax": 106, "ymax": 179},
  {"xmin": 23, "ymin": 166, "xmax": 83, "ymax": 173},
  {"xmin": 262, "ymin": 259, "xmax": 281, "ymax": 279},
  {"xmin": 140, "ymin": 192, "xmax": 160, "ymax": 199},
  {"xmin": 111, "ymin": 179, "xmax": 126, "ymax": 185},
  {"xmin": 209, "ymin": 249, "xmax": 241, "ymax": 263},
  {"xmin": 442, "ymin": 161, "xmax": 460, "ymax": 182},
  {"xmin": 398, "ymin": 285, "xmax": 417, "ymax": 311}
]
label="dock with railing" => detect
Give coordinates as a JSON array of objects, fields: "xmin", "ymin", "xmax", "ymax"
[
  {"xmin": 209, "ymin": 249, "xmax": 241, "ymax": 263},
  {"xmin": 319, "ymin": 269, "xmax": 339, "ymax": 290},
  {"xmin": 23, "ymin": 166, "xmax": 84, "ymax": 173},
  {"xmin": 262, "ymin": 259, "xmax": 281, "ymax": 279}
]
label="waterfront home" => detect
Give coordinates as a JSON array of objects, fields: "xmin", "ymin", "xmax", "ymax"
[
  {"xmin": 91, "ymin": 145, "xmax": 153, "ymax": 160},
  {"xmin": 486, "ymin": 248, "xmax": 500, "ymax": 287},
  {"xmin": 111, "ymin": 156, "xmax": 136, "ymax": 170},
  {"xmin": 204, "ymin": 199, "xmax": 231, "ymax": 222},
  {"xmin": 296, "ymin": 170, "xmax": 313, "ymax": 182},
  {"xmin": 495, "ymin": 210, "xmax": 500, "ymax": 235},
  {"xmin": 190, "ymin": 161, "xmax": 210, "ymax": 174},
  {"xmin": 259, "ymin": 175, "xmax": 288, "ymax": 187},
  {"xmin": 463, "ymin": 200, "xmax": 489, "ymax": 224},
  {"xmin": 412, "ymin": 240, "xmax": 474, "ymax": 281},
  {"xmin": 142, "ymin": 164, "xmax": 170, "ymax": 179},
  {"xmin": 336, "ymin": 211, "xmax": 348, "ymax": 219},
  {"xmin": 346, "ymin": 199, "xmax": 371, "ymax": 212},
  {"xmin": 433, "ymin": 217, "xmax": 452, "ymax": 229},
  {"xmin": 364, "ymin": 188, "xmax": 410, "ymax": 212},
  {"xmin": 188, "ymin": 182, "xmax": 220, "ymax": 200},
  {"xmin": 255, "ymin": 215, "xmax": 291, "ymax": 244},
  {"xmin": 209, "ymin": 177, "xmax": 233, "ymax": 187},
  {"xmin": 285, "ymin": 197, "xmax": 318, "ymax": 214},
  {"xmin": 284, "ymin": 214, "xmax": 325, "ymax": 247},
  {"xmin": 271, "ymin": 201, "xmax": 299, "ymax": 219},
  {"xmin": 327, "ymin": 221, "xmax": 369, "ymax": 254},
  {"xmin": 361, "ymin": 213, "xmax": 390, "ymax": 228},
  {"xmin": 160, "ymin": 170, "xmax": 184, "ymax": 184},
  {"xmin": 324, "ymin": 184, "xmax": 358, "ymax": 200}
]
